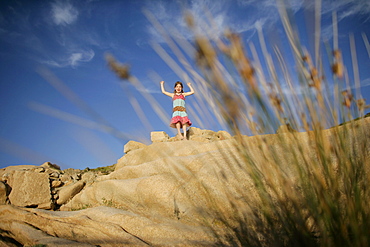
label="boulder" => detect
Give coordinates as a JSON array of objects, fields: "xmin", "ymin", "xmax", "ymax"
[
  {"xmin": 63, "ymin": 168, "xmax": 82, "ymax": 178},
  {"xmin": 114, "ymin": 139, "xmax": 226, "ymax": 171},
  {"xmin": 49, "ymin": 172, "xmax": 60, "ymax": 178},
  {"xmin": 57, "ymin": 181, "xmax": 85, "ymax": 205},
  {"xmin": 188, "ymin": 127, "xmax": 232, "ymax": 142},
  {"xmin": 62, "ymin": 139, "xmax": 251, "ymax": 221},
  {"xmin": 51, "ymin": 180, "xmax": 63, "ymax": 188},
  {"xmin": 123, "ymin": 140, "xmax": 147, "ymax": 154},
  {"xmin": 149, "ymin": 127, "xmax": 232, "ymax": 143},
  {"xmin": 150, "ymin": 131, "xmax": 170, "ymax": 142},
  {"xmin": 81, "ymin": 171, "xmax": 97, "ymax": 184},
  {"xmin": 8, "ymin": 170, "xmax": 52, "ymax": 209},
  {"xmin": 41, "ymin": 162, "xmax": 61, "ymax": 170},
  {"xmin": 60, "ymin": 174, "xmax": 73, "ymax": 184},
  {"xmin": 0, "ymin": 165, "xmax": 38, "ymax": 182},
  {"xmin": 34, "ymin": 167, "xmax": 45, "ymax": 173},
  {"xmin": 61, "ymin": 174, "xmax": 188, "ymax": 218}
]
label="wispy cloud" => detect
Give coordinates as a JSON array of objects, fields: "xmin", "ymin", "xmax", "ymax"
[
  {"xmin": 50, "ymin": 1, "xmax": 79, "ymax": 26},
  {"xmin": 145, "ymin": 0, "xmax": 370, "ymax": 44},
  {"xmin": 69, "ymin": 50, "xmax": 94, "ymax": 66},
  {"xmin": 42, "ymin": 49, "xmax": 95, "ymax": 68},
  {"xmin": 0, "ymin": 1, "xmax": 98, "ymax": 68},
  {"xmin": 309, "ymin": 0, "xmax": 370, "ymax": 41},
  {"xmin": 144, "ymin": 0, "xmax": 234, "ymax": 42},
  {"xmin": 316, "ymin": 0, "xmax": 370, "ymax": 21},
  {"xmin": 144, "ymin": 0, "xmax": 302, "ymax": 43},
  {"xmin": 44, "ymin": 0, "xmax": 99, "ymax": 68}
]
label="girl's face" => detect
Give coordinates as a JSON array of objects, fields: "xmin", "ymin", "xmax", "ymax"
[{"xmin": 175, "ymin": 84, "xmax": 182, "ymax": 93}]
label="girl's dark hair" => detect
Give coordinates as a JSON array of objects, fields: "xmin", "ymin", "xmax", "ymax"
[{"xmin": 173, "ymin": 81, "xmax": 184, "ymax": 93}]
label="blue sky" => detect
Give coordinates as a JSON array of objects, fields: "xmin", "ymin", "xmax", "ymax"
[{"xmin": 1, "ymin": 0, "xmax": 369, "ymax": 170}]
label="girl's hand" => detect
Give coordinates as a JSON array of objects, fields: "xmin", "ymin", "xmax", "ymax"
[
  {"xmin": 184, "ymin": 82, "xmax": 194, "ymax": 96},
  {"xmin": 160, "ymin": 81, "xmax": 165, "ymax": 85}
]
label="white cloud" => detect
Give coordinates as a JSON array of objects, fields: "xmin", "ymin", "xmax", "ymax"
[
  {"xmin": 338, "ymin": 1, "xmax": 370, "ymax": 21},
  {"xmin": 302, "ymin": 0, "xmax": 370, "ymax": 21},
  {"xmin": 144, "ymin": 0, "xmax": 305, "ymax": 44},
  {"xmin": 68, "ymin": 50, "xmax": 94, "ymax": 67},
  {"xmin": 304, "ymin": 0, "xmax": 370, "ymax": 41},
  {"xmin": 69, "ymin": 53, "xmax": 83, "ymax": 66},
  {"xmin": 145, "ymin": 0, "xmax": 239, "ymax": 43},
  {"xmin": 51, "ymin": 1, "xmax": 78, "ymax": 26},
  {"xmin": 43, "ymin": 49, "xmax": 95, "ymax": 68}
]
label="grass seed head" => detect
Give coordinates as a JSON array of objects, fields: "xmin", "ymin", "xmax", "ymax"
[
  {"xmin": 195, "ymin": 37, "xmax": 216, "ymax": 68},
  {"xmin": 106, "ymin": 54, "xmax": 131, "ymax": 80},
  {"xmin": 332, "ymin": 50, "xmax": 344, "ymax": 79},
  {"xmin": 342, "ymin": 90, "xmax": 353, "ymax": 108},
  {"xmin": 356, "ymin": 98, "xmax": 369, "ymax": 112},
  {"xmin": 184, "ymin": 11, "xmax": 195, "ymax": 29}
]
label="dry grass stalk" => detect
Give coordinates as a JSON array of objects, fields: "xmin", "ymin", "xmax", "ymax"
[{"xmin": 106, "ymin": 2, "xmax": 370, "ymax": 246}]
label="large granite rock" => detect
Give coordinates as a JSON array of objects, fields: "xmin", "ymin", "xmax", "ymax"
[
  {"xmin": 0, "ymin": 164, "xmax": 92, "ymax": 210},
  {"xmin": 123, "ymin": 140, "xmax": 147, "ymax": 153},
  {"xmin": 150, "ymin": 127, "xmax": 233, "ymax": 143},
  {"xmin": 150, "ymin": 131, "xmax": 170, "ymax": 142},
  {"xmin": 0, "ymin": 118, "xmax": 369, "ymax": 246},
  {"xmin": 56, "ymin": 181, "xmax": 85, "ymax": 205},
  {"xmin": 8, "ymin": 170, "xmax": 52, "ymax": 209},
  {"xmin": 0, "ymin": 205, "xmax": 216, "ymax": 246}
]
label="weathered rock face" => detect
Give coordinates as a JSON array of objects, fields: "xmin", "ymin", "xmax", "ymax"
[
  {"xmin": 0, "ymin": 163, "xmax": 94, "ymax": 210},
  {"xmin": 0, "ymin": 119, "xmax": 369, "ymax": 246},
  {"xmin": 0, "ymin": 181, "xmax": 10, "ymax": 205},
  {"xmin": 8, "ymin": 170, "xmax": 52, "ymax": 209},
  {"xmin": 187, "ymin": 127, "xmax": 232, "ymax": 142},
  {"xmin": 150, "ymin": 131, "xmax": 170, "ymax": 142},
  {"xmin": 123, "ymin": 140, "xmax": 147, "ymax": 153},
  {"xmin": 0, "ymin": 205, "xmax": 215, "ymax": 246},
  {"xmin": 57, "ymin": 181, "xmax": 85, "ymax": 205},
  {"xmin": 41, "ymin": 161, "xmax": 61, "ymax": 170},
  {"xmin": 150, "ymin": 127, "xmax": 232, "ymax": 143}
]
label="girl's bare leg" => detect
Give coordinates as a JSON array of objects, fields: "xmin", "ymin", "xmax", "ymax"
[
  {"xmin": 176, "ymin": 122, "xmax": 183, "ymax": 139},
  {"xmin": 182, "ymin": 124, "xmax": 188, "ymax": 140}
]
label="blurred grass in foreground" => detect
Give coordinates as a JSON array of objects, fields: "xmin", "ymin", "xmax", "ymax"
[{"xmin": 108, "ymin": 1, "xmax": 370, "ymax": 246}]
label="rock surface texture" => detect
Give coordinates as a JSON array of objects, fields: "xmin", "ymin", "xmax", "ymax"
[{"xmin": 0, "ymin": 124, "xmax": 369, "ymax": 246}]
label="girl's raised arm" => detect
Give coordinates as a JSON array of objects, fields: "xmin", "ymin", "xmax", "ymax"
[
  {"xmin": 183, "ymin": 82, "xmax": 195, "ymax": 96},
  {"xmin": 160, "ymin": 81, "xmax": 174, "ymax": 97}
]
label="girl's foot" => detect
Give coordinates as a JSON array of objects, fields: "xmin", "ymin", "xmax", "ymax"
[{"xmin": 176, "ymin": 134, "xmax": 184, "ymax": 140}]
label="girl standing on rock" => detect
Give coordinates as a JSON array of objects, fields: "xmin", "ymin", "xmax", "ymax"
[{"xmin": 160, "ymin": 81, "xmax": 194, "ymax": 140}]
